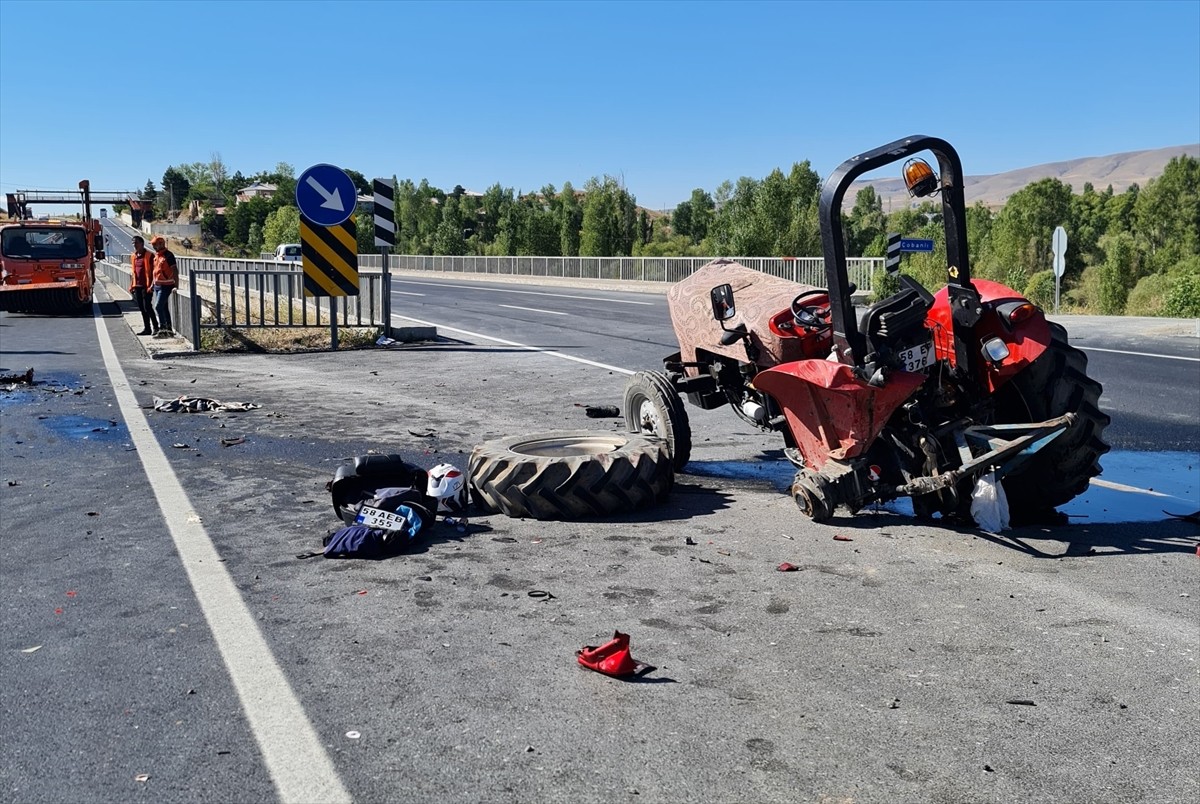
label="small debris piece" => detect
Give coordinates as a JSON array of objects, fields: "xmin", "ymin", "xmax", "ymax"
[
  {"xmin": 1005, "ymin": 699, "xmax": 1037, "ymax": 706},
  {"xmin": 220, "ymin": 436, "xmax": 246, "ymax": 447},
  {"xmin": 833, "ymin": 534, "xmax": 854, "ymax": 542},
  {"xmin": 6, "ymin": 481, "xmax": 18, "ymax": 486},
  {"xmin": 525, "ymin": 745, "xmax": 535, "ymax": 753},
  {"xmin": 1, "ymin": 368, "xmax": 34, "ymax": 384},
  {"xmin": 888, "ymin": 698, "xmax": 900, "ymax": 709},
  {"xmin": 528, "ymin": 590, "xmax": 556, "ymax": 601},
  {"xmin": 86, "ymin": 512, "xmax": 99, "ymax": 517},
  {"xmin": 20, "ymin": 646, "xmax": 42, "ymax": 653},
  {"xmin": 685, "ymin": 536, "xmax": 697, "ymax": 545},
  {"xmin": 581, "ymin": 404, "xmax": 620, "ymax": 418},
  {"xmin": 346, "ymin": 731, "xmax": 361, "ymax": 739},
  {"xmin": 777, "ymin": 562, "xmax": 799, "ymax": 572},
  {"xmin": 376, "ymin": 336, "xmax": 396, "ymax": 346},
  {"xmin": 576, "ymin": 631, "xmax": 655, "ymax": 678},
  {"xmin": 134, "ymin": 774, "xmax": 150, "ymax": 783},
  {"xmin": 408, "ymin": 430, "xmax": 436, "ymax": 438},
  {"xmin": 355, "ymin": 590, "xmax": 368, "ymax": 596},
  {"xmin": 171, "ymin": 443, "xmax": 190, "ymax": 449},
  {"xmin": 984, "ymin": 765, "xmax": 994, "ymax": 773}
]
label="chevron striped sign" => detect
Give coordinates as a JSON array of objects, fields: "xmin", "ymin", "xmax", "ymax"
[
  {"xmin": 373, "ymin": 178, "xmax": 395, "ymax": 247},
  {"xmin": 301, "ymin": 215, "xmax": 359, "ymax": 297},
  {"xmin": 886, "ymin": 232, "xmax": 902, "ymax": 274}
]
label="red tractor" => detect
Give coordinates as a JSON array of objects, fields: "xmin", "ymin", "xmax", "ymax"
[{"xmin": 625, "ymin": 135, "xmax": 1109, "ymax": 524}]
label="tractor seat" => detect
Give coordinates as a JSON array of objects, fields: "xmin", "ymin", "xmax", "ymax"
[{"xmin": 859, "ymin": 276, "xmax": 935, "ymax": 356}]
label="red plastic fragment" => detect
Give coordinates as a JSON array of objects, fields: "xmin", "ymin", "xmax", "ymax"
[
  {"xmin": 777, "ymin": 562, "xmax": 799, "ymax": 572},
  {"xmin": 577, "ymin": 631, "xmax": 654, "ymax": 678},
  {"xmin": 66, "ymin": 590, "xmax": 77, "ymax": 598},
  {"xmin": 833, "ymin": 534, "xmax": 854, "ymax": 542}
]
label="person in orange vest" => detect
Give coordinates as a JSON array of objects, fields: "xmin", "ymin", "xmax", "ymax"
[
  {"xmin": 128, "ymin": 235, "xmax": 158, "ymax": 336},
  {"xmin": 150, "ymin": 235, "xmax": 178, "ymax": 338}
]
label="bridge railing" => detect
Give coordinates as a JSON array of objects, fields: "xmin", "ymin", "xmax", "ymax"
[
  {"xmin": 98, "ymin": 252, "xmax": 881, "ymax": 350},
  {"xmin": 358, "ymin": 254, "xmax": 879, "ymax": 293}
]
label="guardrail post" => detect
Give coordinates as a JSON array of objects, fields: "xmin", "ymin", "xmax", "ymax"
[
  {"xmin": 189, "ymin": 266, "xmax": 200, "ymax": 349},
  {"xmin": 381, "ymin": 249, "xmax": 391, "ymax": 337}
]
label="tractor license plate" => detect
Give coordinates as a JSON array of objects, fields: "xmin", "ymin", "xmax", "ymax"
[
  {"xmin": 898, "ymin": 339, "xmax": 935, "ymax": 372},
  {"xmin": 355, "ymin": 505, "xmax": 409, "ymax": 531}
]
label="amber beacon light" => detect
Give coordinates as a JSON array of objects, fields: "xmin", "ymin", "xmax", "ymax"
[{"xmin": 902, "ymin": 157, "xmax": 939, "ymax": 198}]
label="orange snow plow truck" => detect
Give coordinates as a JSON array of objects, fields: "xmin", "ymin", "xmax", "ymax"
[{"xmin": 1, "ymin": 180, "xmax": 129, "ymax": 314}]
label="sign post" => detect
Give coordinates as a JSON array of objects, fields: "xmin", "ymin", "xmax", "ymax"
[
  {"xmin": 296, "ymin": 164, "xmax": 359, "ymax": 350},
  {"xmin": 373, "ymin": 178, "xmax": 395, "ymax": 338},
  {"xmin": 1052, "ymin": 225, "xmax": 1068, "ymax": 315}
]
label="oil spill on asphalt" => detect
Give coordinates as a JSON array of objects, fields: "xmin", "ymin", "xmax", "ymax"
[
  {"xmin": 686, "ymin": 451, "xmax": 1200, "ymax": 524},
  {"xmin": 0, "ymin": 372, "xmax": 88, "ymax": 409},
  {"xmin": 38, "ymin": 415, "xmax": 127, "ymax": 443}
]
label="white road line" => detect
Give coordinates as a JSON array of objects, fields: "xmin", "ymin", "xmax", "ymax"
[
  {"xmin": 391, "ymin": 312, "xmax": 633, "ymax": 375},
  {"xmin": 393, "ymin": 290, "xmax": 426, "ymax": 297},
  {"xmin": 1090, "ymin": 478, "xmax": 1173, "ymax": 497},
  {"xmin": 499, "ymin": 303, "xmax": 567, "ymax": 316},
  {"xmin": 394, "ymin": 278, "xmax": 654, "ymax": 305},
  {"xmin": 1081, "ymin": 346, "xmax": 1200, "ymax": 362},
  {"xmin": 92, "ymin": 306, "xmax": 351, "ymax": 804}
]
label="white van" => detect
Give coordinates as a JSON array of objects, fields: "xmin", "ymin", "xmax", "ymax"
[{"xmin": 274, "ymin": 243, "xmax": 302, "ymax": 262}]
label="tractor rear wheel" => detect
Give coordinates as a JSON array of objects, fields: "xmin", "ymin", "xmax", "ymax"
[
  {"xmin": 623, "ymin": 370, "xmax": 692, "ymax": 471},
  {"xmin": 993, "ymin": 321, "xmax": 1110, "ymax": 519},
  {"xmin": 469, "ymin": 430, "xmax": 673, "ymax": 520}
]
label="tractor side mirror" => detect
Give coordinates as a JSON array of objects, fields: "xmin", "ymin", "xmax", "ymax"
[{"xmin": 710, "ymin": 284, "xmax": 736, "ymax": 321}]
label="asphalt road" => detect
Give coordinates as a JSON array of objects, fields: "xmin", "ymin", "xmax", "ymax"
[{"xmin": 1, "ymin": 275, "xmax": 1196, "ymax": 804}]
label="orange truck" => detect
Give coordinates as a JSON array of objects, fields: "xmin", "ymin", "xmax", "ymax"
[{"xmin": 0, "ymin": 181, "xmax": 132, "ymax": 314}]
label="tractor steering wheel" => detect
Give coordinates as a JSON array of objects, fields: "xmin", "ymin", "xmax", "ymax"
[{"xmin": 790, "ymin": 290, "xmax": 830, "ymax": 331}]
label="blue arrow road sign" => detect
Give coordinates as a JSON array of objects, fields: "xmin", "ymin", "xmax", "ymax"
[
  {"xmin": 899, "ymin": 238, "xmax": 934, "ymax": 253},
  {"xmin": 296, "ymin": 164, "xmax": 356, "ymax": 227}
]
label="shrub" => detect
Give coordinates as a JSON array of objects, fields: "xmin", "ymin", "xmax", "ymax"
[
  {"xmin": 1023, "ymin": 270, "xmax": 1056, "ymax": 310},
  {"xmin": 1164, "ymin": 269, "xmax": 1200, "ymax": 318}
]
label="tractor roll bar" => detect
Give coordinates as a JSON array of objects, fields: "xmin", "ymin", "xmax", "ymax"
[{"xmin": 818, "ymin": 135, "xmax": 979, "ymax": 373}]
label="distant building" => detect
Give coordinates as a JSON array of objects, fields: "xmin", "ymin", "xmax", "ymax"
[{"xmin": 235, "ymin": 183, "xmax": 277, "ymax": 204}]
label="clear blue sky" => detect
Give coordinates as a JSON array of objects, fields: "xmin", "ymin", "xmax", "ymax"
[{"xmin": 1, "ymin": 0, "xmax": 1197, "ymax": 212}]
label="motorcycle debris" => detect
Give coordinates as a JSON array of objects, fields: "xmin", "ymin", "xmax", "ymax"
[
  {"xmin": 833, "ymin": 534, "xmax": 854, "ymax": 542},
  {"xmin": 777, "ymin": 562, "xmax": 800, "ymax": 572}
]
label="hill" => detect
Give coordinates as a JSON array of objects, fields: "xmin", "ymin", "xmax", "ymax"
[{"xmin": 846, "ymin": 143, "xmax": 1200, "ymax": 212}]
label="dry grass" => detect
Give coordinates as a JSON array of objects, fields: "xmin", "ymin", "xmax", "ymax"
[{"xmin": 198, "ymin": 325, "xmax": 381, "ymax": 353}]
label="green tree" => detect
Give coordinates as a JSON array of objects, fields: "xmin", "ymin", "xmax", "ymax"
[
  {"xmin": 160, "ymin": 166, "xmax": 190, "ymax": 212},
  {"xmin": 1097, "ymin": 232, "xmax": 1137, "ymax": 314},
  {"xmin": 1132, "ymin": 155, "xmax": 1200, "ymax": 275},
  {"xmin": 847, "ymin": 186, "xmax": 885, "ymax": 256},
  {"xmin": 579, "ymin": 176, "xmax": 636, "ymax": 256},
  {"xmin": 559, "ymin": 181, "xmax": 582, "ymax": 256},
  {"xmin": 247, "ymin": 221, "xmax": 263, "ymax": 255},
  {"xmin": 433, "ymin": 196, "xmax": 467, "ymax": 255},
  {"xmin": 262, "ymin": 205, "xmax": 301, "ymax": 250},
  {"xmin": 982, "ymin": 178, "xmax": 1073, "ymax": 286}
]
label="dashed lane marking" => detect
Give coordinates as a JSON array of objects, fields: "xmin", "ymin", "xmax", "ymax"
[
  {"xmin": 499, "ymin": 304, "xmax": 568, "ymax": 316},
  {"xmin": 390, "ymin": 312, "xmax": 633, "ymax": 375}
]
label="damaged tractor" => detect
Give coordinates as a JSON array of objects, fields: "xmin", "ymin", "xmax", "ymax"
[{"xmin": 625, "ymin": 135, "xmax": 1109, "ymax": 524}]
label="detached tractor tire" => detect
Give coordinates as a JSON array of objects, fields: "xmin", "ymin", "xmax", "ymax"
[
  {"xmin": 623, "ymin": 370, "xmax": 692, "ymax": 471},
  {"xmin": 994, "ymin": 321, "xmax": 1110, "ymax": 518},
  {"xmin": 469, "ymin": 430, "xmax": 673, "ymax": 520}
]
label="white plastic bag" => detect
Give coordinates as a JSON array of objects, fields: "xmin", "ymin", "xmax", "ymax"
[{"xmin": 970, "ymin": 470, "xmax": 1010, "ymax": 533}]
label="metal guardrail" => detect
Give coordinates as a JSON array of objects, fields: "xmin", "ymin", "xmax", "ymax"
[
  {"xmin": 98, "ymin": 252, "xmax": 880, "ymax": 351},
  {"xmin": 360, "ymin": 254, "xmax": 880, "ymax": 293}
]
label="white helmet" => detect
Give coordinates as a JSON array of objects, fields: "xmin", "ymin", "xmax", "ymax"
[{"xmin": 427, "ymin": 463, "xmax": 468, "ymax": 514}]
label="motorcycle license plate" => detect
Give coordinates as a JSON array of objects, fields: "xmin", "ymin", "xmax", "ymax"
[
  {"xmin": 897, "ymin": 339, "xmax": 935, "ymax": 372},
  {"xmin": 355, "ymin": 505, "xmax": 409, "ymax": 531}
]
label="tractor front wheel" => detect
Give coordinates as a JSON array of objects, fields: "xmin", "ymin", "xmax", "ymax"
[{"xmin": 623, "ymin": 370, "xmax": 692, "ymax": 471}]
